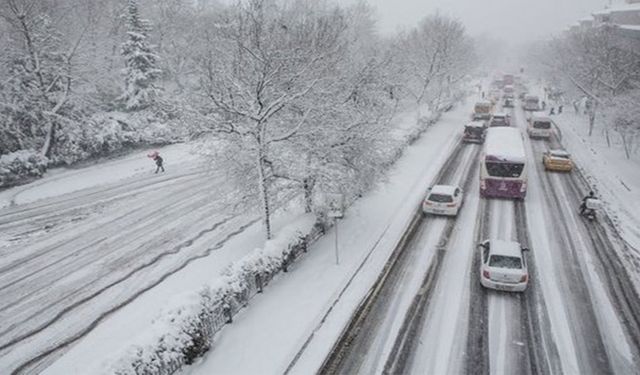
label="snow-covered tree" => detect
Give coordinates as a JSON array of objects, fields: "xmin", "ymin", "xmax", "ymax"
[
  {"xmin": 393, "ymin": 14, "xmax": 474, "ymax": 120},
  {"xmin": 194, "ymin": 0, "xmax": 348, "ymax": 239},
  {"xmin": 120, "ymin": 0, "xmax": 161, "ymax": 111},
  {"xmin": 607, "ymin": 90, "xmax": 640, "ymax": 159},
  {"xmin": 537, "ymin": 26, "xmax": 640, "ymax": 136},
  {"xmin": 0, "ymin": 0, "xmax": 82, "ymax": 157}
]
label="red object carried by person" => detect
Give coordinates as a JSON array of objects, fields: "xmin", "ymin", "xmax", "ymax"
[{"xmin": 147, "ymin": 150, "xmax": 159, "ymax": 159}]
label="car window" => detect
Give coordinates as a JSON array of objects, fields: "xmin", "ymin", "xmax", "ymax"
[
  {"xmin": 427, "ymin": 193, "xmax": 453, "ymax": 203},
  {"xmin": 483, "ymin": 247, "xmax": 490, "ymax": 263},
  {"xmin": 533, "ymin": 121, "xmax": 551, "ymax": 129},
  {"xmin": 488, "ymin": 255, "xmax": 522, "ymax": 269}
]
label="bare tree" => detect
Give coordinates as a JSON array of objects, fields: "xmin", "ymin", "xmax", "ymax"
[
  {"xmin": 195, "ymin": 0, "xmax": 347, "ymax": 239},
  {"xmin": 393, "ymin": 14, "xmax": 473, "ymax": 120},
  {"xmin": 542, "ymin": 26, "xmax": 640, "ymax": 136}
]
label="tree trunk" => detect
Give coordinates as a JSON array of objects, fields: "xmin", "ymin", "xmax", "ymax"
[
  {"xmin": 256, "ymin": 142, "xmax": 272, "ymax": 240},
  {"xmin": 303, "ymin": 176, "xmax": 315, "ymax": 213},
  {"xmin": 40, "ymin": 121, "xmax": 55, "ymax": 157}
]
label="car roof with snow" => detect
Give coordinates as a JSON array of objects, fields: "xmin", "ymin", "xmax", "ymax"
[
  {"xmin": 531, "ymin": 116, "xmax": 551, "ymax": 122},
  {"xmin": 492, "ymin": 112, "xmax": 508, "ymax": 118},
  {"xmin": 476, "ymin": 100, "xmax": 492, "ymax": 106},
  {"xmin": 524, "ymin": 94, "xmax": 539, "ymax": 100},
  {"xmin": 489, "ymin": 239, "xmax": 523, "ymax": 257},
  {"xmin": 429, "ymin": 184, "xmax": 458, "ymax": 196},
  {"xmin": 466, "ymin": 121, "xmax": 486, "ymax": 128},
  {"xmin": 548, "ymin": 149, "xmax": 571, "ymax": 157},
  {"xmin": 484, "ymin": 127, "xmax": 526, "ymax": 163}
]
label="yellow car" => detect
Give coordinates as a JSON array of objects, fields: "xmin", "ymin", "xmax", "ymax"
[{"xmin": 543, "ymin": 150, "xmax": 573, "ymax": 172}]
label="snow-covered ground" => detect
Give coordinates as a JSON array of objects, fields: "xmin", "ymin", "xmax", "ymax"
[
  {"xmin": 0, "ymin": 143, "xmax": 200, "ymax": 209},
  {"xmin": 20, "ymin": 100, "xmax": 466, "ymax": 374},
  {"xmin": 169, "ymin": 102, "xmax": 474, "ymax": 375},
  {"xmin": 4, "ymin": 89, "xmax": 640, "ymax": 375},
  {"xmin": 552, "ymin": 111, "xmax": 640, "ymax": 257}
]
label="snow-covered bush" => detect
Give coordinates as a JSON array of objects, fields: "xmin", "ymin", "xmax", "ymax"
[
  {"xmin": 105, "ymin": 215, "xmax": 319, "ymax": 375},
  {"xmin": 49, "ymin": 111, "xmax": 185, "ymax": 165},
  {"xmin": 0, "ymin": 150, "xmax": 48, "ymax": 188}
]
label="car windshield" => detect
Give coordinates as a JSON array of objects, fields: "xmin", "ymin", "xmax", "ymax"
[
  {"xmin": 534, "ymin": 121, "xmax": 551, "ymax": 129},
  {"xmin": 550, "ymin": 152, "xmax": 570, "ymax": 159},
  {"xmin": 489, "ymin": 255, "xmax": 522, "ymax": 269},
  {"xmin": 428, "ymin": 193, "xmax": 453, "ymax": 203},
  {"xmin": 485, "ymin": 162, "xmax": 524, "ymax": 178}
]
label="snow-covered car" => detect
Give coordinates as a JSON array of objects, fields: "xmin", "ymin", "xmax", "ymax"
[
  {"xmin": 543, "ymin": 149, "xmax": 573, "ymax": 172},
  {"xmin": 527, "ymin": 116, "xmax": 553, "ymax": 139},
  {"xmin": 502, "ymin": 84, "xmax": 515, "ymax": 98},
  {"xmin": 422, "ymin": 185, "xmax": 464, "ymax": 216},
  {"xmin": 472, "ymin": 100, "xmax": 493, "ymax": 121},
  {"xmin": 503, "ymin": 97, "xmax": 514, "ymax": 108},
  {"xmin": 479, "ymin": 239, "xmax": 529, "ymax": 292},
  {"xmin": 463, "ymin": 121, "xmax": 487, "ymax": 143},
  {"xmin": 488, "ymin": 112, "xmax": 510, "ymax": 127}
]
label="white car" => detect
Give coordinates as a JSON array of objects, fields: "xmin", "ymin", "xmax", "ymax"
[
  {"xmin": 488, "ymin": 112, "xmax": 511, "ymax": 127},
  {"xmin": 422, "ymin": 185, "xmax": 463, "ymax": 216},
  {"xmin": 479, "ymin": 239, "xmax": 529, "ymax": 292}
]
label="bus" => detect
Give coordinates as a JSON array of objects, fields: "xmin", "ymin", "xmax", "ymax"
[
  {"xmin": 480, "ymin": 128, "xmax": 527, "ymax": 199},
  {"xmin": 523, "ymin": 95, "xmax": 540, "ymax": 111}
]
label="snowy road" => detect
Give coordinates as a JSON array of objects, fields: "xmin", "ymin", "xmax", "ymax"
[
  {"xmin": 0, "ymin": 162, "xmax": 259, "ymax": 374},
  {"xmin": 318, "ymin": 99, "xmax": 640, "ymax": 375},
  {"xmin": 320, "ymin": 139, "xmax": 481, "ymax": 374}
]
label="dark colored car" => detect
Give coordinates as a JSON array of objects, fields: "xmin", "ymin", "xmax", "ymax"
[{"xmin": 463, "ymin": 121, "xmax": 487, "ymax": 143}]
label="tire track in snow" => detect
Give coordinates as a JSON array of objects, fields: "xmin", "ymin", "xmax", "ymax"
[
  {"xmin": 529, "ymin": 139, "xmax": 613, "ymax": 374},
  {"xmin": 383, "ymin": 145, "xmax": 480, "ymax": 374},
  {"xmin": 316, "ymin": 140, "xmax": 473, "ymax": 374},
  {"xmin": 10, "ymin": 216, "xmax": 260, "ymax": 375},
  {"xmin": 0, "ymin": 181, "xmax": 216, "ymax": 332}
]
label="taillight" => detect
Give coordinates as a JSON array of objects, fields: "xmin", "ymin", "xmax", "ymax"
[
  {"xmin": 482, "ymin": 270, "xmax": 490, "ymax": 279},
  {"xmin": 446, "ymin": 203, "xmax": 456, "ymax": 207},
  {"xmin": 520, "ymin": 181, "xmax": 527, "ymax": 192},
  {"xmin": 480, "ymin": 179, "xmax": 486, "ymax": 189},
  {"xmin": 424, "ymin": 201, "xmax": 432, "ymax": 206},
  {"xmin": 520, "ymin": 274, "xmax": 528, "ymax": 282}
]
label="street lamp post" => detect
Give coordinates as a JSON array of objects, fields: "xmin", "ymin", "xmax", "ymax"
[{"xmin": 327, "ymin": 193, "xmax": 344, "ymax": 265}]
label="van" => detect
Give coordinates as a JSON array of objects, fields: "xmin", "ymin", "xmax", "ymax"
[{"xmin": 527, "ymin": 116, "xmax": 552, "ymax": 139}]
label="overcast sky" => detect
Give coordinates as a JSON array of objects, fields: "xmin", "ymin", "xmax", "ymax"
[{"xmin": 350, "ymin": 0, "xmax": 614, "ymax": 43}]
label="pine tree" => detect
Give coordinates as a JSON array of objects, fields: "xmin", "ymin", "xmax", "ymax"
[{"xmin": 120, "ymin": 0, "xmax": 161, "ymax": 111}]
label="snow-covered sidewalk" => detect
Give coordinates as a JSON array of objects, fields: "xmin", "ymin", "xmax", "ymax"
[
  {"xmin": 175, "ymin": 103, "xmax": 471, "ymax": 375},
  {"xmin": 553, "ymin": 111, "xmax": 640, "ymax": 253}
]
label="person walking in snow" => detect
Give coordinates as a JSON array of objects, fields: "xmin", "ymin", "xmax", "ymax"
[
  {"xmin": 154, "ymin": 154, "xmax": 165, "ymax": 173},
  {"xmin": 558, "ymin": 105, "xmax": 563, "ymax": 114}
]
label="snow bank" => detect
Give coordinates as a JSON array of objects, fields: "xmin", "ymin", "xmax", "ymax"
[{"xmin": 103, "ymin": 215, "xmax": 320, "ymax": 375}]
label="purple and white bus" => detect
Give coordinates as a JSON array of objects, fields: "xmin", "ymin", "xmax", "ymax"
[{"xmin": 480, "ymin": 128, "xmax": 527, "ymax": 199}]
